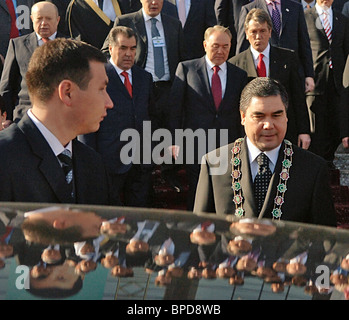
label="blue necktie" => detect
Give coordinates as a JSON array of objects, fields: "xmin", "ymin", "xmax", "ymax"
[
  {"xmin": 151, "ymin": 18, "xmax": 165, "ymax": 79},
  {"xmin": 271, "ymin": 3, "xmax": 281, "ymax": 37}
]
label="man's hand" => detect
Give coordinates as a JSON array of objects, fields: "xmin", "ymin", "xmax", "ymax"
[
  {"xmin": 168, "ymin": 145, "xmax": 180, "ymax": 160},
  {"xmin": 342, "ymin": 137, "xmax": 349, "ymax": 149},
  {"xmin": 298, "ymin": 134, "xmax": 311, "ymax": 150},
  {"xmin": 305, "ymin": 77, "xmax": 315, "ymax": 93}
]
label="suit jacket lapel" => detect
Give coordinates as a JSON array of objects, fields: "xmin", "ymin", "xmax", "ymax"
[
  {"xmin": 245, "ymin": 49, "xmax": 258, "ymax": 78},
  {"xmin": 197, "ymin": 57, "xmax": 216, "ymax": 111},
  {"xmin": 134, "ymin": 10, "xmax": 147, "ymax": 49},
  {"xmin": 280, "ymin": 0, "xmax": 290, "ymax": 33},
  {"xmin": 17, "ymin": 114, "xmax": 73, "ymax": 203},
  {"xmin": 24, "ymin": 32, "xmax": 39, "ymax": 56}
]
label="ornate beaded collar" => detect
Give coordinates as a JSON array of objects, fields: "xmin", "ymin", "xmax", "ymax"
[{"xmin": 231, "ymin": 138, "xmax": 293, "ymax": 220}]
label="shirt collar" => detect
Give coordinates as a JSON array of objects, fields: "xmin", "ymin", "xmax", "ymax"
[
  {"xmin": 315, "ymin": 3, "xmax": 332, "ymax": 16},
  {"xmin": 246, "ymin": 137, "xmax": 281, "ymax": 168},
  {"xmin": 142, "ymin": 8, "xmax": 162, "ymax": 23},
  {"xmin": 27, "ymin": 109, "xmax": 72, "ymax": 156},
  {"xmin": 36, "ymin": 32, "xmax": 57, "ymax": 42},
  {"xmin": 250, "ymin": 43, "xmax": 270, "ymax": 61},
  {"xmin": 109, "ymin": 58, "xmax": 132, "ymax": 76},
  {"xmin": 265, "ymin": 0, "xmax": 280, "ymax": 6},
  {"xmin": 205, "ymin": 55, "xmax": 227, "ymax": 73}
]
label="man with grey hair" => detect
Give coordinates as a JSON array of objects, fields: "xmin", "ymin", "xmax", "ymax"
[
  {"xmin": 229, "ymin": 8, "xmax": 311, "ymax": 150},
  {"xmin": 168, "ymin": 25, "xmax": 248, "ymax": 210},
  {"xmin": 194, "ymin": 77, "xmax": 337, "ymax": 227}
]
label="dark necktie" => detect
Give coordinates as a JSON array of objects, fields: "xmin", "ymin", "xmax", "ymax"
[
  {"xmin": 6, "ymin": 0, "xmax": 19, "ymax": 38},
  {"xmin": 121, "ymin": 71, "xmax": 132, "ymax": 97},
  {"xmin": 151, "ymin": 18, "xmax": 165, "ymax": 79},
  {"xmin": 58, "ymin": 149, "xmax": 74, "ymax": 199},
  {"xmin": 253, "ymin": 153, "xmax": 272, "ymax": 213},
  {"xmin": 271, "ymin": 2, "xmax": 281, "ymax": 37},
  {"xmin": 212, "ymin": 65, "xmax": 222, "ymax": 110},
  {"xmin": 257, "ymin": 53, "xmax": 266, "ymax": 77}
]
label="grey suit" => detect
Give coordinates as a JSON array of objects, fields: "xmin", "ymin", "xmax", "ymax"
[
  {"xmin": 0, "ymin": 113, "xmax": 118, "ymax": 205},
  {"xmin": 0, "ymin": 31, "xmax": 67, "ymax": 121},
  {"xmin": 193, "ymin": 138, "xmax": 337, "ymax": 227}
]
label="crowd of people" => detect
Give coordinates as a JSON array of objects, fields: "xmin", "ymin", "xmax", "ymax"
[{"xmin": 0, "ymin": 0, "xmax": 348, "ymax": 227}]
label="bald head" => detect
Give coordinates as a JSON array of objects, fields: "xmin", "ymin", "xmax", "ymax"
[{"xmin": 31, "ymin": 1, "xmax": 60, "ymax": 38}]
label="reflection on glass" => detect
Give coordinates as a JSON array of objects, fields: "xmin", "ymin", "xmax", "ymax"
[{"xmin": 0, "ymin": 204, "xmax": 348, "ymax": 300}]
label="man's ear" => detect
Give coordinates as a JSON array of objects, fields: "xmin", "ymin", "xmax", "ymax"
[
  {"xmin": 53, "ymin": 219, "xmax": 66, "ymax": 230},
  {"xmin": 58, "ymin": 80, "xmax": 74, "ymax": 106},
  {"xmin": 240, "ymin": 110, "xmax": 246, "ymax": 126}
]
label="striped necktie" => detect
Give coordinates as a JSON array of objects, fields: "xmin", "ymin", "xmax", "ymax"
[
  {"xmin": 58, "ymin": 149, "xmax": 74, "ymax": 199},
  {"xmin": 322, "ymin": 11, "xmax": 333, "ymax": 69}
]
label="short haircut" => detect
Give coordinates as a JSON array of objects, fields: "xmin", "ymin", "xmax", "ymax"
[
  {"xmin": 21, "ymin": 219, "xmax": 85, "ymax": 245},
  {"xmin": 108, "ymin": 26, "xmax": 137, "ymax": 47},
  {"xmin": 240, "ymin": 77, "xmax": 289, "ymax": 113},
  {"xmin": 31, "ymin": 1, "xmax": 59, "ymax": 17},
  {"xmin": 244, "ymin": 8, "xmax": 273, "ymax": 31},
  {"xmin": 26, "ymin": 38, "xmax": 107, "ymax": 102},
  {"xmin": 204, "ymin": 25, "xmax": 232, "ymax": 41}
]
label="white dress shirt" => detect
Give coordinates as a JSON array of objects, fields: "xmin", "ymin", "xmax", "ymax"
[
  {"xmin": 250, "ymin": 43, "xmax": 270, "ymax": 77},
  {"xmin": 315, "ymin": 3, "xmax": 333, "ymax": 29},
  {"xmin": 246, "ymin": 137, "xmax": 281, "ymax": 181},
  {"xmin": 205, "ymin": 55, "xmax": 227, "ymax": 99},
  {"xmin": 142, "ymin": 9, "xmax": 170, "ymax": 81},
  {"xmin": 36, "ymin": 32, "xmax": 57, "ymax": 46}
]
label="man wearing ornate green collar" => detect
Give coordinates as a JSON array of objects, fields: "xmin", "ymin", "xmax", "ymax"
[{"xmin": 193, "ymin": 77, "xmax": 337, "ymax": 227}]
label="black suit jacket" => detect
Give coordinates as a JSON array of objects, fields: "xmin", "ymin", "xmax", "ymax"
[
  {"xmin": 162, "ymin": 0, "xmax": 216, "ymax": 60},
  {"xmin": 80, "ymin": 63, "xmax": 156, "ymax": 175},
  {"xmin": 0, "ymin": 31, "xmax": 68, "ymax": 121},
  {"xmin": 214, "ymin": 0, "xmax": 249, "ymax": 55},
  {"xmin": 236, "ymin": 0, "xmax": 314, "ymax": 80},
  {"xmin": 168, "ymin": 57, "xmax": 248, "ymax": 160},
  {"xmin": 102, "ymin": 9, "xmax": 185, "ymax": 81},
  {"xmin": 65, "ymin": 0, "xmax": 140, "ymax": 48},
  {"xmin": 193, "ymin": 138, "xmax": 337, "ymax": 227},
  {"xmin": 229, "ymin": 45, "xmax": 310, "ymax": 142},
  {"xmin": 304, "ymin": 7, "xmax": 349, "ymax": 95},
  {"xmin": 0, "ymin": 114, "xmax": 117, "ymax": 205}
]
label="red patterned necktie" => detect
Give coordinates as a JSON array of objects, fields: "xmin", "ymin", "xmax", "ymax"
[
  {"xmin": 257, "ymin": 53, "xmax": 266, "ymax": 77},
  {"xmin": 211, "ymin": 65, "xmax": 222, "ymax": 110},
  {"xmin": 6, "ymin": 0, "xmax": 19, "ymax": 38},
  {"xmin": 121, "ymin": 71, "xmax": 132, "ymax": 97}
]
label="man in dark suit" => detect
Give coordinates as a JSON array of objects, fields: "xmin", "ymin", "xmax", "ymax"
[
  {"xmin": 193, "ymin": 77, "xmax": 337, "ymax": 227},
  {"xmin": 0, "ymin": 0, "xmax": 33, "ymax": 62},
  {"xmin": 168, "ymin": 25, "xmax": 248, "ymax": 210},
  {"xmin": 0, "ymin": 38, "xmax": 117, "ymax": 206},
  {"xmin": 102, "ymin": 0, "xmax": 185, "ymax": 126},
  {"xmin": 65, "ymin": 0, "xmax": 141, "ymax": 48},
  {"xmin": 162, "ymin": 0, "xmax": 216, "ymax": 60},
  {"xmin": 304, "ymin": 0, "xmax": 349, "ymax": 166},
  {"xmin": 214, "ymin": 0, "xmax": 249, "ymax": 56},
  {"xmin": 236, "ymin": 0, "xmax": 315, "ymax": 93},
  {"xmin": 339, "ymin": 54, "xmax": 349, "ymax": 148},
  {"xmin": 229, "ymin": 8, "xmax": 311, "ymax": 149},
  {"xmin": 0, "ymin": 1, "xmax": 67, "ymax": 121},
  {"xmin": 80, "ymin": 26, "xmax": 157, "ymax": 207}
]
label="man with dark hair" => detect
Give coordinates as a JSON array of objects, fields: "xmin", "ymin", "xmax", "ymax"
[
  {"xmin": 80, "ymin": 26, "xmax": 157, "ymax": 207},
  {"xmin": 193, "ymin": 77, "xmax": 337, "ymax": 227},
  {"xmin": 0, "ymin": 38, "xmax": 117, "ymax": 205}
]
